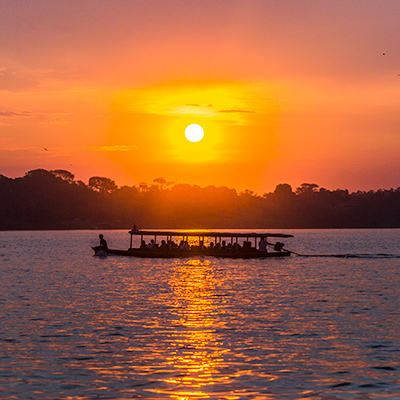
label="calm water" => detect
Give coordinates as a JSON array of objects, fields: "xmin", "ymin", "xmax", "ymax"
[{"xmin": 0, "ymin": 229, "xmax": 399, "ymax": 399}]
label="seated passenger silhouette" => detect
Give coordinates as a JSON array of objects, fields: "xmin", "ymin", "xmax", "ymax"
[
  {"xmin": 169, "ymin": 240, "xmax": 178, "ymax": 249},
  {"xmin": 160, "ymin": 240, "xmax": 169, "ymax": 250},
  {"xmin": 233, "ymin": 242, "xmax": 241, "ymax": 250},
  {"xmin": 99, "ymin": 234, "xmax": 108, "ymax": 249},
  {"xmin": 179, "ymin": 240, "xmax": 188, "ymax": 250},
  {"xmin": 147, "ymin": 239, "xmax": 156, "ymax": 249}
]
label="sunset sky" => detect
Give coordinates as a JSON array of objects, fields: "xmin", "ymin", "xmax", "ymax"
[{"xmin": 1, "ymin": 0, "xmax": 400, "ymax": 194}]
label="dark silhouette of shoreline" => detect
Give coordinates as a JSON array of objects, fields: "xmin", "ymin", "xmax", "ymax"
[{"xmin": 1, "ymin": 169, "xmax": 399, "ymax": 230}]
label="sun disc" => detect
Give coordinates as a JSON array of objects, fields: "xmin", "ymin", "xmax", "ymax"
[{"xmin": 185, "ymin": 124, "xmax": 204, "ymax": 142}]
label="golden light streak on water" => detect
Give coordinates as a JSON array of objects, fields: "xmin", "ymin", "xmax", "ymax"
[{"xmin": 152, "ymin": 258, "xmax": 231, "ymax": 398}]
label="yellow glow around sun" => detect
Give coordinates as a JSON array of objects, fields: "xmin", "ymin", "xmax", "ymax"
[
  {"xmin": 108, "ymin": 81, "xmax": 280, "ymax": 165},
  {"xmin": 185, "ymin": 124, "xmax": 204, "ymax": 142}
]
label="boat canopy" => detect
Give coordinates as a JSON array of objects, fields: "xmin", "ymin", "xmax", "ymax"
[{"xmin": 128, "ymin": 229, "xmax": 293, "ymax": 238}]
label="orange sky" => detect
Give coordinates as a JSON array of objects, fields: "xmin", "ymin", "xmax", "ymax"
[{"xmin": 1, "ymin": 1, "xmax": 400, "ymax": 194}]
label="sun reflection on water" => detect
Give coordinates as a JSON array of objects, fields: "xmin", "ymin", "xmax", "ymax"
[{"xmin": 151, "ymin": 258, "xmax": 230, "ymax": 398}]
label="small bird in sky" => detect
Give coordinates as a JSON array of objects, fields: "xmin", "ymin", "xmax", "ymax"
[{"xmin": 43, "ymin": 148, "xmax": 48, "ymax": 151}]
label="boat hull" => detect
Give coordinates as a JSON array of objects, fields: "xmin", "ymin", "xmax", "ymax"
[{"xmin": 94, "ymin": 247, "xmax": 291, "ymax": 259}]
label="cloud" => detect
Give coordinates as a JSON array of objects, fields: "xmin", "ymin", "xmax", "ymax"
[
  {"xmin": 88, "ymin": 145, "xmax": 138, "ymax": 152},
  {"xmin": 36, "ymin": 112, "xmax": 72, "ymax": 126},
  {"xmin": 186, "ymin": 103, "xmax": 213, "ymax": 108},
  {"xmin": 0, "ymin": 111, "xmax": 32, "ymax": 117},
  {"xmin": 1, "ymin": 110, "xmax": 72, "ymax": 126},
  {"xmin": 48, "ymin": 120, "xmax": 69, "ymax": 126},
  {"xmin": 0, "ymin": 110, "xmax": 32, "ymax": 127},
  {"xmin": 219, "ymin": 109, "xmax": 256, "ymax": 114},
  {"xmin": 0, "ymin": 146, "xmax": 37, "ymax": 152},
  {"xmin": 40, "ymin": 118, "xmax": 69, "ymax": 126},
  {"xmin": 166, "ymin": 105, "xmax": 216, "ymax": 116},
  {"xmin": 0, "ymin": 68, "xmax": 39, "ymax": 92},
  {"xmin": 36, "ymin": 68, "xmax": 86, "ymax": 81}
]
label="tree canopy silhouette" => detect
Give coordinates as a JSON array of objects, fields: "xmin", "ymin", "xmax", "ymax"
[
  {"xmin": 0, "ymin": 169, "xmax": 399, "ymax": 229},
  {"xmin": 88, "ymin": 176, "xmax": 118, "ymax": 193}
]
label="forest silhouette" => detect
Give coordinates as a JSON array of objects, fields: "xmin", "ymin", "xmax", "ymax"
[{"xmin": 1, "ymin": 169, "xmax": 399, "ymax": 230}]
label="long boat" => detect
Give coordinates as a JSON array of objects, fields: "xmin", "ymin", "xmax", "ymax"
[{"xmin": 93, "ymin": 229, "xmax": 294, "ymax": 258}]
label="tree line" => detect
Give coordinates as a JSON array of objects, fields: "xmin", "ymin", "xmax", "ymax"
[{"xmin": 0, "ymin": 169, "xmax": 399, "ymax": 230}]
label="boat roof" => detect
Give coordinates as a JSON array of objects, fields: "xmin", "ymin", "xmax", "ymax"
[{"xmin": 128, "ymin": 229, "xmax": 293, "ymax": 238}]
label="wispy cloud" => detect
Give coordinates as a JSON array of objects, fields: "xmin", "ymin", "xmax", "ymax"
[
  {"xmin": 0, "ymin": 110, "xmax": 32, "ymax": 127},
  {"xmin": 0, "ymin": 146, "xmax": 37, "ymax": 152},
  {"xmin": 36, "ymin": 67, "xmax": 85, "ymax": 81},
  {"xmin": 166, "ymin": 105, "xmax": 216, "ymax": 116},
  {"xmin": 40, "ymin": 118, "xmax": 69, "ymax": 126},
  {"xmin": 0, "ymin": 68, "xmax": 39, "ymax": 92},
  {"xmin": 0, "ymin": 111, "xmax": 32, "ymax": 117},
  {"xmin": 219, "ymin": 109, "xmax": 256, "ymax": 114},
  {"xmin": 88, "ymin": 145, "xmax": 138, "ymax": 152},
  {"xmin": 37, "ymin": 112, "xmax": 72, "ymax": 126},
  {"xmin": 186, "ymin": 103, "xmax": 213, "ymax": 108},
  {"xmin": 0, "ymin": 110, "xmax": 73, "ymax": 127}
]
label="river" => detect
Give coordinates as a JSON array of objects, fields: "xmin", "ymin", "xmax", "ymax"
[{"xmin": 0, "ymin": 229, "xmax": 399, "ymax": 399}]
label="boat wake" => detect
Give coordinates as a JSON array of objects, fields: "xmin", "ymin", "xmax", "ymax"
[{"xmin": 292, "ymin": 252, "xmax": 400, "ymax": 259}]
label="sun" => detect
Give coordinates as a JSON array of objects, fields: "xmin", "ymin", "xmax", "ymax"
[{"xmin": 185, "ymin": 124, "xmax": 204, "ymax": 142}]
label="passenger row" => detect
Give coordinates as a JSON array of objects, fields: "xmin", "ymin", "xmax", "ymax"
[{"xmin": 137, "ymin": 237, "xmax": 284, "ymax": 252}]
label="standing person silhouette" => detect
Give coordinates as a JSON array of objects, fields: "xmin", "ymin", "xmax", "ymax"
[{"xmin": 258, "ymin": 237, "xmax": 267, "ymax": 251}]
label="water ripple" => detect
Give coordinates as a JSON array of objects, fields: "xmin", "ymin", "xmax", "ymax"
[{"xmin": 0, "ymin": 230, "xmax": 399, "ymax": 399}]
